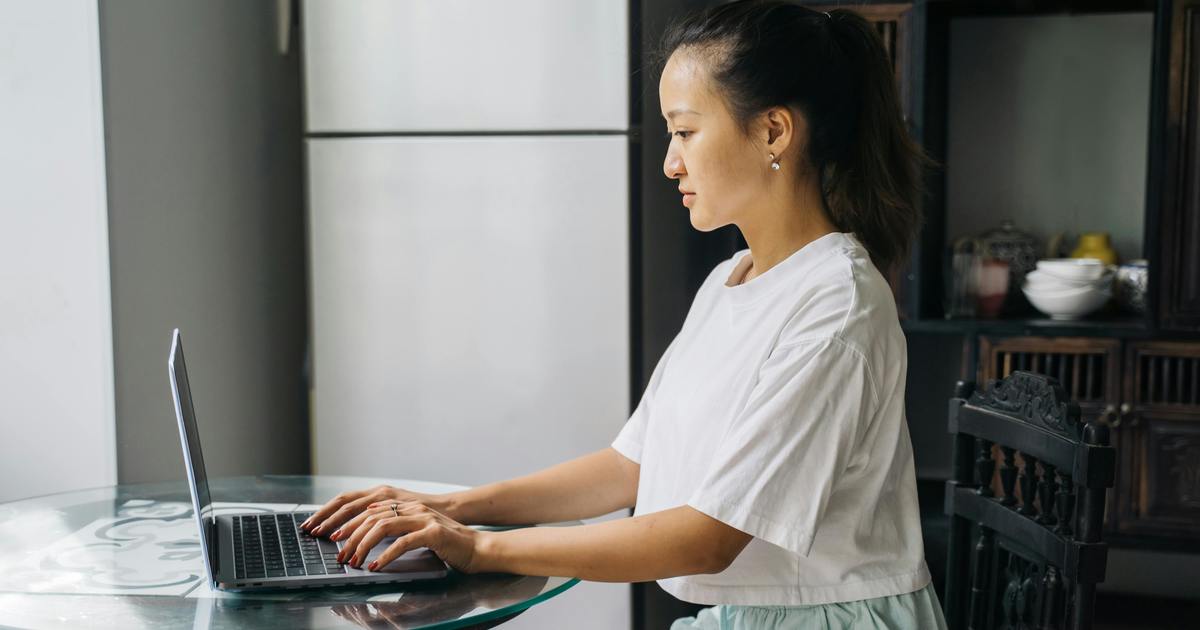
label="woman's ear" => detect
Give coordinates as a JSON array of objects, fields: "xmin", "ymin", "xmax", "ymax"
[{"xmin": 761, "ymin": 106, "xmax": 800, "ymax": 160}]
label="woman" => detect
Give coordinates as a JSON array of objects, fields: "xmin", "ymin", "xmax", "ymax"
[{"xmin": 302, "ymin": 1, "xmax": 946, "ymax": 627}]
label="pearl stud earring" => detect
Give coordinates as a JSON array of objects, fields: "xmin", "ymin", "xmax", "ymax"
[{"xmin": 769, "ymin": 153, "xmax": 781, "ymax": 171}]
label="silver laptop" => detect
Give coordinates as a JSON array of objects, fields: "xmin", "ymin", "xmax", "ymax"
[{"xmin": 167, "ymin": 328, "xmax": 449, "ymax": 590}]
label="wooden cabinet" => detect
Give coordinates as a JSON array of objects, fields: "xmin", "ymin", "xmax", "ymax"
[
  {"xmin": 1116, "ymin": 341, "xmax": 1200, "ymax": 539},
  {"xmin": 978, "ymin": 336, "xmax": 1200, "ymax": 548},
  {"xmin": 1156, "ymin": 0, "xmax": 1200, "ymax": 330}
]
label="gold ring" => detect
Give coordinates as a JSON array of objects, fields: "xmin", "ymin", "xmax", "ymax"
[{"xmin": 390, "ymin": 503, "xmax": 400, "ymax": 517}]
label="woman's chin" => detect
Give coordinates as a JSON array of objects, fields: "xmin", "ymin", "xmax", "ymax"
[{"xmin": 688, "ymin": 210, "xmax": 721, "ymax": 233}]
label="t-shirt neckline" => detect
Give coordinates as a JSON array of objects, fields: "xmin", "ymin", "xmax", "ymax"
[{"xmin": 723, "ymin": 232, "xmax": 856, "ymax": 307}]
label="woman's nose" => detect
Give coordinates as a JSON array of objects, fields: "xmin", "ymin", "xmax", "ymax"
[{"xmin": 663, "ymin": 152, "xmax": 685, "ymax": 180}]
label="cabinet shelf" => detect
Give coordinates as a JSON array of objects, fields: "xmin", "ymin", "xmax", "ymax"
[{"xmin": 901, "ymin": 316, "xmax": 1153, "ymax": 338}]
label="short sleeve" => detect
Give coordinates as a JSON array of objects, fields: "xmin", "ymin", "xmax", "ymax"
[
  {"xmin": 611, "ymin": 336, "xmax": 678, "ymax": 464},
  {"xmin": 686, "ymin": 338, "xmax": 876, "ymax": 557}
]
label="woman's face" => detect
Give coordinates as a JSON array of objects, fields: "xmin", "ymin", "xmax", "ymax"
[{"xmin": 660, "ymin": 51, "xmax": 793, "ymax": 232}]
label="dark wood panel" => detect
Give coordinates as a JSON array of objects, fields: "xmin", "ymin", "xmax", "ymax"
[
  {"xmin": 1158, "ymin": 0, "xmax": 1200, "ymax": 330},
  {"xmin": 1112, "ymin": 412, "xmax": 1200, "ymax": 539},
  {"xmin": 1112, "ymin": 341, "xmax": 1200, "ymax": 542},
  {"xmin": 1126, "ymin": 340, "xmax": 1200, "ymax": 407}
]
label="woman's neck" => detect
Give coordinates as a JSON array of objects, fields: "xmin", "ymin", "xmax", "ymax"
[{"xmin": 737, "ymin": 176, "xmax": 837, "ymax": 283}]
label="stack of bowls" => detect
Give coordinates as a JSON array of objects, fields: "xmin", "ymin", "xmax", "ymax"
[{"xmin": 1022, "ymin": 259, "xmax": 1113, "ymax": 320}]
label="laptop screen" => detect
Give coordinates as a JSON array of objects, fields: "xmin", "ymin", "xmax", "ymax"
[{"xmin": 168, "ymin": 329, "xmax": 216, "ymax": 581}]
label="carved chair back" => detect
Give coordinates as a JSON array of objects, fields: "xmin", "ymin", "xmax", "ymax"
[{"xmin": 943, "ymin": 371, "xmax": 1116, "ymax": 630}]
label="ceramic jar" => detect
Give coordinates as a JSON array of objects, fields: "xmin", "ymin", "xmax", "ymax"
[{"xmin": 978, "ymin": 220, "xmax": 1039, "ymax": 277}]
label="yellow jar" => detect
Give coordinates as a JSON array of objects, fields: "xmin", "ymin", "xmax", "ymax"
[{"xmin": 1071, "ymin": 232, "xmax": 1117, "ymax": 265}]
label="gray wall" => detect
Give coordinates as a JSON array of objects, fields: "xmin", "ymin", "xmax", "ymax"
[
  {"xmin": 946, "ymin": 13, "xmax": 1153, "ymax": 261},
  {"xmin": 100, "ymin": 1, "xmax": 308, "ymax": 483}
]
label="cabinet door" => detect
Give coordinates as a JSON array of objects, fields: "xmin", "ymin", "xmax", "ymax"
[
  {"xmin": 301, "ymin": 0, "xmax": 627, "ymax": 132},
  {"xmin": 1156, "ymin": 0, "xmax": 1200, "ymax": 330},
  {"xmin": 1113, "ymin": 341, "xmax": 1200, "ymax": 541}
]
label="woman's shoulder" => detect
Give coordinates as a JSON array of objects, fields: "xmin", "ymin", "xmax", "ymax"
[{"xmin": 777, "ymin": 236, "xmax": 900, "ymax": 350}]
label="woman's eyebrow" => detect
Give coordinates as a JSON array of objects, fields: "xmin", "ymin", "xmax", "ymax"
[{"xmin": 664, "ymin": 108, "xmax": 701, "ymax": 120}]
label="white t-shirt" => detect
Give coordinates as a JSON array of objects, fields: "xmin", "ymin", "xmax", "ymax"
[{"xmin": 612, "ymin": 232, "xmax": 930, "ymax": 606}]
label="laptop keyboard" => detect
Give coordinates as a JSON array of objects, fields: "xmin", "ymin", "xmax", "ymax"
[{"xmin": 233, "ymin": 512, "xmax": 346, "ymax": 580}]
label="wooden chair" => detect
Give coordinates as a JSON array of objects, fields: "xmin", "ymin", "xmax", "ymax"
[{"xmin": 943, "ymin": 371, "xmax": 1116, "ymax": 630}]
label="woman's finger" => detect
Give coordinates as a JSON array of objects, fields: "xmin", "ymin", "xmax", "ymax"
[
  {"xmin": 367, "ymin": 528, "xmax": 432, "ymax": 572},
  {"xmin": 329, "ymin": 503, "xmax": 394, "ymax": 543},
  {"xmin": 301, "ymin": 490, "xmax": 362, "ymax": 531},
  {"xmin": 303, "ymin": 485, "xmax": 395, "ymax": 532},
  {"xmin": 350, "ymin": 515, "xmax": 425, "ymax": 569},
  {"xmin": 336, "ymin": 506, "xmax": 396, "ymax": 563},
  {"xmin": 312, "ymin": 494, "xmax": 381, "ymax": 536}
]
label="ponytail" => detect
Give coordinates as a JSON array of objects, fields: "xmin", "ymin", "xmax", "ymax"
[
  {"xmin": 657, "ymin": 1, "xmax": 935, "ymax": 274},
  {"xmin": 822, "ymin": 9, "xmax": 932, "ymax": 273}
]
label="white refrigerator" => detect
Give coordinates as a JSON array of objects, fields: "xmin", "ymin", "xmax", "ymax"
[{"xmin": 302, "ymin": 1, "xmax": 631, "ymax": 627}]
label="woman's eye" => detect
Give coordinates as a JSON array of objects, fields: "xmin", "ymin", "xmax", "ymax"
[{"xmin": 666, "ymin": 131, "xmax": 691, "ymax": 140}]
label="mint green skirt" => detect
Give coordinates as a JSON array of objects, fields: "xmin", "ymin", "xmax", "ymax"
[{"xmin": 670, "ymin": 583, "xmax": 947, "ymax": 630}]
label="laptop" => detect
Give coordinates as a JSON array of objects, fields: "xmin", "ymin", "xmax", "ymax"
[{"xmin": 167, "ymin": 328, "xmax": 449, "ymax": 590}]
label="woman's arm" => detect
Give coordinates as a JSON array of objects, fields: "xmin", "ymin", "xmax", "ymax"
[
  {"xmin": 448, "ymin": 446, "xmax": 640, "ymax": 525},
  {"xmin": 474, "ymin": 505, "xmax": 752, "ymax": 581},
  {"xmin": 303, "ymin": 447, "xmax": 639, "ymax": 537},
  {"xmin": 347, "ymin": 503, "xmax": 753, "ymax": 581}
]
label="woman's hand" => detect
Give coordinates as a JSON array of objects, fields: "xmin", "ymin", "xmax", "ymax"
[
  {"xmin": 299, "ymin": 485, "xmax": 454, "ymax": 538},
  {"xmin": 335, "ymin": 500, "xmax": 486, "ymax": 573}
]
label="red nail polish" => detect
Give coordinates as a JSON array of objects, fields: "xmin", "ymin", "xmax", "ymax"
[
  {"xmin": 352, "ymin": 555, "xmax": 359, "ymax": 566},
  {"xmin": 330, "ymin": 531, "xmax": 341, "ymax": 541},
  {"xmin": 368, "ymin": 561, "xmax": 378, "ymax": 571}
]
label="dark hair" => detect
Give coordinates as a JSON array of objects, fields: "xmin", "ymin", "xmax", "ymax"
[{"xmin": 656, "ymin": 0, "xmax": 934, "ymax": 273}]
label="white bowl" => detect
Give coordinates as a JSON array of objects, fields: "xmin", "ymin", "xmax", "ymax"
[
  {"xmin": 1024, "ymin": 269, "xmax": 1114, "ymax": 292},
  {"xmin": 1036, "ymin": 258, "xmax": 1108, "ymax": 282},
  {"xmin": 1022, "ymin": 284, "xmax": 1111, "ymax": 320}
]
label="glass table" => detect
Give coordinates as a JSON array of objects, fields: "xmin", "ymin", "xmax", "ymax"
[{"xmin": 0, "ymin": 475, "xmax": 579, "ymax": 629}]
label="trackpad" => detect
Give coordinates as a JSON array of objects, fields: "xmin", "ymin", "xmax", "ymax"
[{"xmin": 357, "ymin": 539, "xmax": 448, "ymax": 574}]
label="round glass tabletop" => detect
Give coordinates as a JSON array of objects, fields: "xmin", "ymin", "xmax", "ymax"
[{"xmin": 0, "ymin": 475, "xmax": 579, "ymax": 629}]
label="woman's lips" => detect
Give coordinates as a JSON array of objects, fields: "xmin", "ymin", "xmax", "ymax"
[{"xmin": 682, "ymin": 193, "xmax": 696, "ymax": 206}]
